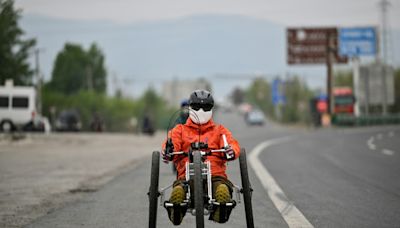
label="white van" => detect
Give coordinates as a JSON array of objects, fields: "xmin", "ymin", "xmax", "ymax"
[{"xmin": 0, "ymin": 79, "xmax": 37, "ymax": 131}]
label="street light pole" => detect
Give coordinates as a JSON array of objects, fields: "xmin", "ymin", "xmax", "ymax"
[
  {"xmin": 326, "ymin": 32, "xmax": 334, "ymax": 117},
  {"xmin": 34, "ymin": 48, "xmax": 42, "ymax": 115},
  {"xmin": 379, "ymin": 0, "xmax": 391, "ymax": 114}
]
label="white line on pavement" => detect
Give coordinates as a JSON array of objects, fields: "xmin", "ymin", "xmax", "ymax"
[
  {"xmin": 382, "ymin": 149, "xmax": 395, "ymax": 156},
  {"xmin": 367, "ymin": 137, "xmax": 376, "ymax": 150},
  {"xmin": 249, "ymin": 137, "xmax": 314, "ymax": 228}
]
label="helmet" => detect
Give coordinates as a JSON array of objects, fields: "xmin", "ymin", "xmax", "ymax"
[
  {"xmin": 180, "ymin": 99, "xmax": 189, "ymax": 107},
  {"xmin": 189, "ymin": 90, "xmax": 214, "ymax": 111},
  {"xmin": 188, "ymin": 90, "xmax": 214, "ymax": 124}
]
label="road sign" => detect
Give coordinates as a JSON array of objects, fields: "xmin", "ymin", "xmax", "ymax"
[
  {"xmin": 272, "ymin": 79, "xmax": 286, "ymax": 105},
  {"xmin": 339, "ymin": 27, "xmax": 377, "ymax": 57},
  {"xmin": 358, "ymin": 64, "xmax": 394, "ymax": 105},
  {"xmin": 287, "ymin": 27, "xmax": 348, "ymax": 64}
]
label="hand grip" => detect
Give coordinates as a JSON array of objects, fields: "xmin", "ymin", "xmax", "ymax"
[{"xmin": 222, "ymin": 134, "xmax": 228, "ymax": 148}]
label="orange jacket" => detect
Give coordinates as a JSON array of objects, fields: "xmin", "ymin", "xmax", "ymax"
[{"xmin": 163, "ymin": 118, "xmax": 240, "ymax": 180}]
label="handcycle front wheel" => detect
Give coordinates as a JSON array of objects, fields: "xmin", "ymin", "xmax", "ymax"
[
  {"xmin": 239, "ymin": 149, "xmax": 254, "ymax": 228},
  {"xmin": 193, "ymin": 151, "xmax": 204, "ymax": 228},
  {"xmin": 149, "ymin": 151, "xmax": 160, "ymax": 228}
]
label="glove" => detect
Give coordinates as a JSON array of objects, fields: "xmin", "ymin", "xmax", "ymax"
[
  {"xmin": 224, "ymin": 146, "xmax": 235, "ymax": 161},
  {"xmin": 162, "ymin": 138, "xmax": 174, "ymax": 163}
]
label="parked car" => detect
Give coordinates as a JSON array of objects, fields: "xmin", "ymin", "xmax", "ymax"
[
  {"xmin": 245, "ymin": 110, "xmax": 265, "ymax": 126},
  {"xmin": 0, "ymin": 80, "xmax": 37, "ymax": 132},
  {"xmin": 55, "ymin": 110, "xmax": 82, "ymax": 132}
]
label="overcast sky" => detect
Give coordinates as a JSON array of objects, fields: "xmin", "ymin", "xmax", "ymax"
[
  {"xmin": 14, "ymin": 0, "xmax": 400, "ymax": 98},
  {"xmin": 16, "ymin": 0, "xmax": 400, "ymax": 28}
]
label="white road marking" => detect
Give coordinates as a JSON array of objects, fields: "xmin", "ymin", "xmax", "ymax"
[
  {"xmin": 382, "ymin": 149, "xmax": 395, "ymax": 156},
  {"xmin": 367, "ymin": 137, "xmax": 376, "ymax": 150},
  {"xmin": 249, "ymin": 137, "xmax": 314, "ymax": 228},
  {"xmin": 388, "ymin": 131, "xmax": 394, "ymax": 137}
]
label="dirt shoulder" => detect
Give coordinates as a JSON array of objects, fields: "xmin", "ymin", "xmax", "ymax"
[{"xmin": 0, "ymin": 132, "xmax": 165, "ymax": 228}]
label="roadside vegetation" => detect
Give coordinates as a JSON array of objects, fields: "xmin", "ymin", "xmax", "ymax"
[{"xmin": 242, "ymin": 68, "xmax": 400, "ymax": 125}]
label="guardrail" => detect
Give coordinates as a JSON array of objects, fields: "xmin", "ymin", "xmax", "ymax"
[{"xmin": 332, "ymin": 114, "xmax": 400, "ymax": 126}]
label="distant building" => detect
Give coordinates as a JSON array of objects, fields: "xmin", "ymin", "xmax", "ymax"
[{"xmin": 162, "ymin": 78, "xmax": 212, "ymax": 107}]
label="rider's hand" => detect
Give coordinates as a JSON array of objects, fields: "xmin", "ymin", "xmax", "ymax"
[
  {"xmin": 162, "ymin": 138, "xmax": 174, "ymax": 163},
  {"xmin": 224, "ymin": 146, "xmax": 235, "ymax": 161}
]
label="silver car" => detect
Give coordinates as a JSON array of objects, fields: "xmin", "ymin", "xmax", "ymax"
[{"xmin": 245, "ymin": 110, "xmax": 265, "ymax": 126}]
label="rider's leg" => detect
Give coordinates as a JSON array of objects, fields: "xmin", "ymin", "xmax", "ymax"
[
  {"xmin": 167, "ymin": 180, "xmax": 186, "ymax": 225},
  {"xmin": 210, "ymin": 176, "xmax": 234, "ymax": 223}
]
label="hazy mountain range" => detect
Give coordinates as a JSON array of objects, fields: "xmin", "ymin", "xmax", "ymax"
[{"xmin": 20, "ymin": 14, "xmax": 400, "ymax": 98}]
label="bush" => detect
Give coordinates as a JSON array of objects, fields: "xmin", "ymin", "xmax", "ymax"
[{"xmin": 42, "ymin": 88, "xmax": 176, "ymax": 132}]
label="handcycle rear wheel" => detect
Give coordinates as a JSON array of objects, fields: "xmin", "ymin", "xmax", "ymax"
[
  {"xmin": 193, "ymin": 151, "xmax": 204, "ymax": 228},
  {"xmin": 149, "ymin": 151, "xmax": 160, "ymax": 228},
  {"xmin": 239, "ymin": 149, "xmax": 254, "ymax": 228}
]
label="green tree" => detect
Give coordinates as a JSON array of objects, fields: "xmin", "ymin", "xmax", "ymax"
[
  {"xmin": 49, "ymin": 42, "xmax": 107, "ymax": 94},
  {"xmin": 334, "ymin": 70, "xmax": 353, "ymax": 87},
  {"xmin": 231, "ymin": 87, "xmax": 245, "ymax": 105},
  {"xmin": 392, "ymin": 68, "xmax": 400, "ymax": 113},
  {"xmin": 281, "ymin": 77, "xmax": 313, "ymax": 123},
  {"xmin": 87, "ymin": 43, "xmax": 106, "ymax": 93},
  {"xmin": 245, "ymin": 78, "xmax": 273, "ymax": 117},
  {"xmin": 0, "ymin": 0, "xmax": 36, "ymax": 85}
]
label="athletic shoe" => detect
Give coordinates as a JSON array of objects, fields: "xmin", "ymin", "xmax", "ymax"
[
  {"xmin": 212, "ymin": 184, "xmax": 231, "ymax": 223},
  {"xmin": 168, "ymin": 185, "xmax": 186, "ymax": 225}
]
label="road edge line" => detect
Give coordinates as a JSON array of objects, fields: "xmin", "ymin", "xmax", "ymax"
[{"xmin": 249, "ymin": 137, "xmax": 314, "ymax": 228}]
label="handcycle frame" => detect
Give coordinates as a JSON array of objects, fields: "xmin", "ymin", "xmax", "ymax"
[{"xmin": 148, "ymin": 145, "xmax": 254, "ymax": 228}]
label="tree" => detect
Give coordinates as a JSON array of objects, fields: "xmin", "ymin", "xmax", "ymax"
[
  {"xmin": 49, "ymin": 42, "xmax": 107, "ymax": 94},
  {"xmin": 87, "ymin": 43, "xmax": 107, "ymax": 93},
  {"xmin": 0, "ymin": 0, "xmax": 36, "ymax": 85},
  {"xmin": 281, "ymin": 76, "xmax": 313, "ymax": 123},
  {"xmin": 231, "ymin": 87, "xmax": 245, "ymax": 105},
  {"xmin": 392, "ymin": 68, "xmax": 400, "ymax": 113},
  {"xmin": 245, "ymin": 78, "xmax": 273, "ymax": 116},
  {"xmin": 334, "ymin": 70, "xmax": 353, "ymax": 87}
]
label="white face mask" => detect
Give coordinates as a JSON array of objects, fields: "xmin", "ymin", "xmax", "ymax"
[{"xmin": 189, "ymin": 107, "xmax": 213, "ymax": 124}]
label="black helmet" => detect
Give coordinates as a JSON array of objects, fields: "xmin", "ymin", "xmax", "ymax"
[{"xmin": 189, "ymin": 90, "xmax": 214, "ymax": 111}]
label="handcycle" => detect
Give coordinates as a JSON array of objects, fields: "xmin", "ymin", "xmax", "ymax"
[{"xmin": 148, "ymin": 136, "xmax": 254, "ymax": 228}]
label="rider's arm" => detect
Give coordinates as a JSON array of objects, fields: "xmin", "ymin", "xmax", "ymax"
[
  {"xmin": 219, "ymin": 125, "xmax": 241, "ymax": 160},
  {"xmin": 162, "ymin": 125, "xmax": 184, "ymax": 161}
]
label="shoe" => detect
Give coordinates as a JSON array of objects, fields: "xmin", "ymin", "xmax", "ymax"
[
  {"xmin": 168, "ymin": 185, "xmax": 186, "ymax": 225},
  {"xmin": 212, "ymin": 184, "xmax": 231, "ymax": 223}
]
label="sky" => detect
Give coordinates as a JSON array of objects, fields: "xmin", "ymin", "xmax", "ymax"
[
  {"xmin": 14, "ymin": 0, "xmax": 400, "ymax": 98},
  {"xmin": 15, "ymin": 0, "xmax": 400, "ymax": 28}
]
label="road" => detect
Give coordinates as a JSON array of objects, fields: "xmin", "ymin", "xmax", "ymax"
[{"xmin": 25, "ymin": 111, "xmax": 400, "ymax": 228}]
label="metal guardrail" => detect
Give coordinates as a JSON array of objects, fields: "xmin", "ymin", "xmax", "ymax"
[{"xmin": 332, "ymin": 114, "xmax": 400, "ymax": 126}]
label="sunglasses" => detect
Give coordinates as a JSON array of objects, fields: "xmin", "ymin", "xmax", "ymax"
[{"xmin": 190, "ymin": 103, "xmax": 213, "ymax": 111}]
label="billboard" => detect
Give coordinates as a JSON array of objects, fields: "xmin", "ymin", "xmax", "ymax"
[
  {"xmin": 339, "ymin": 27, "xmax": 377, "ymax": 57},
  {"xmin": 358, "ymin": 64, "xmax": 394, "ymax": 105},
  {"xmin": 287, "ymin": 27, "xmax": 348, "ymax": 64}
]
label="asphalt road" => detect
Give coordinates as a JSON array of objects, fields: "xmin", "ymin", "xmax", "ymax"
[{"xmin": 26, "ymin": 111, "xmax": 400, "ymax": 228}]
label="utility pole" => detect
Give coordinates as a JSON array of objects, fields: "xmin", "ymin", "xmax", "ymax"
[
  {"xmin": 34, "ymin": 48, "xmax": 44, "ymax": 115},
  {"xmin": 326, "ymin": 31, "xmax": 334, "ymax": 116},
  {"xmin": 379, "ymin": 0, "xmax": 391, "ymax": 114}
]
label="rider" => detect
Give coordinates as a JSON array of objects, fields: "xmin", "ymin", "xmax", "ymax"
[
  {"xmin": 175, "ymin": 99, "xmax": 189, "ymax": 125},
  {"xmin": 162, "ymin": 90, "xmax": 240, "ymax": 225}
]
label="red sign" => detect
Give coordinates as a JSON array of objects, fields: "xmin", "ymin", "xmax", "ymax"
[{"xmin": 287, "ymin": 27, "xmax": 348, "ymax": 64}]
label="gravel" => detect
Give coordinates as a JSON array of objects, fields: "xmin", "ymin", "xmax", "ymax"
[{"xmin": 0, "ymin": 132, "xmax": 165, "ymax": 228}]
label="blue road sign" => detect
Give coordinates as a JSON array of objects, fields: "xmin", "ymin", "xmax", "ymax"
[
  {"xmin": 339, "ymin": 27, "xmax": 377, "ymax": 57},
  {"xmin": 272, "ymin": 79, "xmax": 286, "ymax": 105}
]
